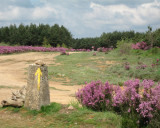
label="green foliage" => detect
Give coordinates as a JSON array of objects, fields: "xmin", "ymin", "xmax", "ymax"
[
  {"xmin": 27, "ymin": 102, "xmax": 61, "ymax": 116},
  {"xmin": 0, "ymin": 103, "xmax": 122, "ymax": 127},
  {"xmin": 42, "ymin": 37, "xmax": 51, "ymax": 47},
  {"xmin": 122, "ymin": 116, "xmax": 138, "ymax": 128},
  {"xmin": 55, "ymin": 108, "xmax": 122, "ymax": 128},
  {"xmin": 147, "ymin": 110, "xmax": 160, "ymax": 128},
  {"xmin": 0, "ymin": 23, "xmax": 72, "ymax": 47},
  {"xmin": 153, "ymin": 28, "xmax": 160, "ymax": 47},
  {"xmin": 56, "ymin": 43, "xmax": 61, "ymax": 47},
  {"xmin": 116, "ymin": 39, "xmax": 132, "ymax": 54},
  {"xmin": 40, "ymin": 102, "xmax": 61, "ymax": 115},
  {"xmin": 0, "ymin": 42, "xmax": 10, "ymax": 46},
  {"xmin": 62, "ymin": 43, "xmax": 67, "ymax": 48},
  {"xmin": 0, "ymin": 24, "xmax": 160, "ymax": 49},
  {"xmin": 150, "ymin": 47, "xmax": 160, "ymax": 54}
]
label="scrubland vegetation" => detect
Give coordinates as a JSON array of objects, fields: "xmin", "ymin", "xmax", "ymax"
[{"xmin": 0, "ymin": 24, "xmax": 160, "ymax": 127}]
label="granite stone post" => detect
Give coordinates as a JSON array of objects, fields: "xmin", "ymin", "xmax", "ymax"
[{"xmin": 24, "ymin": 63, "xmax": 50, "ymax": 110}]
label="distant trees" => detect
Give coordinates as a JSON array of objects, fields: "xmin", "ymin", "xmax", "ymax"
[
  {"xmin": 0, "ymin": 24, "xmax": 160, "ymax": 48},
  {"xmin": 0, "ymin": 23, "xmax": 72, "ymax": 47},
  {"xmin": 153, "ymin": 28, "xmax": 160, "ymax": 47}
]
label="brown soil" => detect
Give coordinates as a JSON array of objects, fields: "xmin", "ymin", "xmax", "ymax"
[{"xmin": 0, "ymin": 52, "xmax": 82, "ymax": 106}]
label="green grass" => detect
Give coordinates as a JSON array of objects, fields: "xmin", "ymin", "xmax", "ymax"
[
  {"xmin": 1, "ymin": 48, "xmax": 159, "ymax": 128},
  {"xmin": 25, "ymin": 102, "xmax": 62, "ymax": 116},
  {"xmin": 48, "ymin": 49, "xmax": 160, "ymax": 85},
  {"xmin": 0, "ymin": 103, "xmax": 122, "ymax": 128}
]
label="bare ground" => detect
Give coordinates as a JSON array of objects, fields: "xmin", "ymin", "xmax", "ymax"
[{"xmin": 0, "ymin": 52, "xmax": 82, "ymax": 106}]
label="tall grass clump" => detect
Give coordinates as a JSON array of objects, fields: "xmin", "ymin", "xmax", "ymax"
[{"xmin": 116, "ymin": 39, "xmax": 132, "ymax": 55}]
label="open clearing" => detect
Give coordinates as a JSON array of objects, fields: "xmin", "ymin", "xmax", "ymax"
[{"xmin": 0, "ymin": 52, "xmax": 82, "ymax": 105}]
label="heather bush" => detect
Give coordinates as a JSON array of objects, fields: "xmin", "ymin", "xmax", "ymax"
[
  {"xmin": 76, "ymin": 79, "xmax": 160, "ymax": 127},
  {"xmin": 132, "ymin": 41, "xmax": 151, "ymax": 50},
  {"xmin": 124, "ymin": 62, "xmax": 130, "ymax": 70},
  {"xmin": 97, "ymin": 47, "xmax": 112, "ymax": 53},
  {"xmin": 60, "ymin": 51, "xmax": 69, "ymax": 55},
  {"xmin": 0, "ymin": 46, "xmax": 92, "ymax": 54},
  {"xmin": 76, "ymin": 81, "xmax": 113, "ymax": 111},
  {"xmin": 92, "ymin": 52, "xmax": 96, "ymax": 56}
]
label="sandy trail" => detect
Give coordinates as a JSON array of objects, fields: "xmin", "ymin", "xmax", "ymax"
[{"xmin": 0, "ymin": 52, "xmax": 82, "ymax": 105}]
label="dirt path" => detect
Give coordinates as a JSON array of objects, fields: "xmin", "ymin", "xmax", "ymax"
[{"xmin": 0, "ymin": 52, "xmax": 82, "ymax": 106}]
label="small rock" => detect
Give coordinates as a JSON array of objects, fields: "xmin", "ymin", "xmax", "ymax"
[
  {"xmin": 68, "ymin": 105, "xmax": 74, "ymax": 110},
  {"xmin": 35, "ymin": 60, "xmax": 46, "ymax": 66}
]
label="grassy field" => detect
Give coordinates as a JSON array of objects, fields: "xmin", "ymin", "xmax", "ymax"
[
  {"xmin": 0, "ymin": 103, "xmax": 121, "ymax": 128},
  {"xmin": 0, "ymin": 48, "xmax": 160, "ymax": 128},
  {"xmin": 48, "ymin": 49, "xmax": 160, "ymax": 85}
]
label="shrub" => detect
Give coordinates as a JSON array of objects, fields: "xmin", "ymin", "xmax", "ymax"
[
  {"xmin": 56, "ymin": 44, "xmax": 61, "ymax": 47},
  {"xmin": 124, "ymin": 62, "xmax": 130, "ymax": 70},
  {"xmin": 136, "ymin": 64, "xmax": 147, "ymax": 69},
  {"xmin": 150, "ymin": 47, "xmax": 160, "ymax": 54},
  {"xmin": 97, "ymin": 47, "xmax": 112, "ymax": 53},
  {"xmin": 76, "ymin": 79, "xmax": 160, "ymax": 127},
  {"xmin": 42, "ymin": 37, "xmax": 51, "ymax": 48},
  {"xmin": 132, "ymin": 41, "xmax": 151, "ymax": 50},
  {"xmin": 76, "ymin": 81, "xmax": 113, "ymax": 111},
  {"xmin": 92, "ymin": 52, "xmax": 96, "ymax": 56},
  {"xmin": 62, "ymin": 43, "xmax": 67, "ymax": 48},
  {"xmin": 116, "ymin": 39, "xmax": 132, "ymax": 55},
  {"xmin": 60, "ymin": 51, "xmax": 69, "ymax": 55}
]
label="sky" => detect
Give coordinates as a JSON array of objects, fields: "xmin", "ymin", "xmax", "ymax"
[{"xmin": 0, "ymin": 0, "xmax": 160, "ymax": 38}]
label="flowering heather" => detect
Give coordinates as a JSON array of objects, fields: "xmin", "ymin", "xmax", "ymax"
[
  {"xmin": 76, "ymin": 81, "xmax": 113, "ymax": 111},
  {"xmin": 60, "ymin": 51, "xmax": 69, "ymax": 55},
  {"xmin": 124, "ymin": 62, "xmax": 130, "ymax": 70},
  {"xmin": 92, "ymin": 52, "xmax": 96, "ymax": 56},
  {"xmin": 151, "ymin": 58, "xmax": 160, "ymax": 67},
  {"xmin": 97, "ymin": 47, "xmax": 112, "ymax": 52},
  {"xmin": 76, "ymin": 79, "xmax": 160, "ymax": 126},
  {"xmin": 132, "ymin": 42, "xmax": 151, "ymax": 50},
  {"xmin": 113, "ymin": 79, "xmax": 141, "ymax": 110},
  {"xmin": 136, "ymin": 64, "xmax": 147, "ymax": 69},
  {"xmin": 0, "ymin": 46, "xmax": 91, "ymax": 54}
]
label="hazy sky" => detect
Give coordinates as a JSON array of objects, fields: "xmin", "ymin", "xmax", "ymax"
[{"xmin": 0, "ymin": 0, "xmax": 160, "ymax": 38}]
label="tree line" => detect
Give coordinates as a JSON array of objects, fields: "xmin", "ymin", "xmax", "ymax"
[
  {"xmin": 0, "ymin": 23, "xmax": 160, "ymax": 49},
  {"xmin": 72, "ymin": 27, "xmax": 160, "ymax": 49},
  {"xmin": 0, "ymin": 23, "xmax": 72, "ymax": 47}
]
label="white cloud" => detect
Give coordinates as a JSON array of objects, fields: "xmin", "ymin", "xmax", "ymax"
[
  {"xmin": 0, "ymin": 0, "xmax": 160, "ymax": 37},
  {"xmin": 32, "ymin": 5, "xmax": 58, "ymax": 20},
  {"xmin": 0, "ymin": 6, "xmax": 20, "ymax": 21},
  {"xmin": 83, "ymin": 1, "xmax": 160, "ymax": 30}
]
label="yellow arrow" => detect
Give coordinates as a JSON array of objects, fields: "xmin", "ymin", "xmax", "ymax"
[{"xmin": 35, "ymin": 68, "xmax": 42, "ymax": 90}]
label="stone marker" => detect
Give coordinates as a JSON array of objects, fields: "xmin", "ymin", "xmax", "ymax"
[{"xmin": 24, "ymin": 60, "xmax": 50, "ymax": 110}]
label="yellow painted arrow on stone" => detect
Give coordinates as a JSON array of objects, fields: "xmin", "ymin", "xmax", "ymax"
[{"xmin": 35, "ymin": 68, "xmax": 42, "ymax": 90}]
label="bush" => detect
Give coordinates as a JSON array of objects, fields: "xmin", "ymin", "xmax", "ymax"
[
  {"xmin": 116, "ymin": 39, "xmax": 132, "ymax": 55},
  {"xmin": 132, "ymin": 41, "xmax": 151, "ymax": 50},
  {"xmin": 92, "ymin": 52, "xmax": 96, "ymax": 56},
  {"xmin": 97, "ymin": 47, "xmax": 112, "ymax": 52},
  {"xmin": 62, "ymin": 43, "xmax": 67, "ymax": 48},
  {"xmin": 42, "ymin": 37, "xmax": 51, "ymax": 48},
  {"xmin": 76, "ymin": 79, "xmax": 160, "ymax": 127},
  {"xmin": 60, "ymin": 51, "xmax": 69, "ymax": 55},
  {"xmin": 76, "ymin": 81, "xmax": 113, "ymax": 111},
  {"xmin": 150, "ymin": 47, "xmax": 160, "ymax": 54}
]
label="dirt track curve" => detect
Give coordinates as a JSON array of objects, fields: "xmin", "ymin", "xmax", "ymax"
[{"xmin": 0, "ymin": 52, "xmax": 82, "ymax": 106}]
